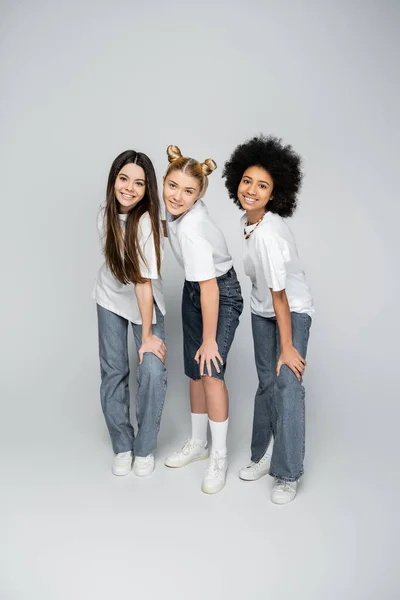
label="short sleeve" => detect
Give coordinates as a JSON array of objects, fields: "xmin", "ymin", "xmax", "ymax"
[
  {"xmin": 257, "ymin": 234, "xmax": 288, "ymax": 291},
  {"xmin": 181, "ymin": 233, "xmax": 216, "ymax": 282},
  {"xmin": 138, "ymin": 215, "xmax": 163, "ymax": 280}
]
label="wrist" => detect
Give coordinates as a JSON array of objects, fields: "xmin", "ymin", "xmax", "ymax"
[
  {"xmin": 281, "ymin": 341, "xmax": 293, "ymax": 351},
  {"xmin": 142, "ymin": 330, "xmax": 152, "ymax": 343},
  {"xmin": 203, "ymin": 337, "xmax": 216, "ymax": 344}
]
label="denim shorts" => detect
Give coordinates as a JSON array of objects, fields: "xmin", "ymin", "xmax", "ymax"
[{"xmin": 181, "ymin": 267, "xmax": 244, "ymax": 381}]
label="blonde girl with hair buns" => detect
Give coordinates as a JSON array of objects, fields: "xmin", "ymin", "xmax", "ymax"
[{"xmin": 163, "ymin": 145, "xmax": 243, "ymax": 494}]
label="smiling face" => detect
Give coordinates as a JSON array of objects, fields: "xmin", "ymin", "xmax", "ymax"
[
  {"xmin": 114, "ymin": 162, "xmax": 146, "ymax": 213},
  {"xmin": 163, "ymin": 169, "xmax": 201, "ymax": 217},
  {"xmin": 237, "ymin": 165, "xmax": 274, "ymax": 223}
]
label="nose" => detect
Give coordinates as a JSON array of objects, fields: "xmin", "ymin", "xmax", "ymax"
[
  {"xmin": 125, "ymin": 181, "xmax": 134, "ymax": 192},
  {"xmin": 173, "ymin": 189, "xmax": 182, "ymax": 202},
  {"xmin": 248, "ymin": 183, "xmax": 257, "ymax": 196}
]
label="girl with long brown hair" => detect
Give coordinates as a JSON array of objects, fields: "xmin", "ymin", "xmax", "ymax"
[
  {"xmin": 92, "ymin": 150, "xmax": 167, "ymax": 478},
  {"xmin": 163, "ymin": 145, "xmax": 243, "ymax": 494}
]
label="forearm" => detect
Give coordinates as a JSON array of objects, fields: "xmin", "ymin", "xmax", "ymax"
[
  {"xmin": 135, "ymin": 280, "xmax": 154, "ymax": 341},
  {"xmin": 199, "ymin": 279, "xmax": 219, "ymax": 343},
  {"xmin": 271, "ymin": 289, "xmax": 293, "ymax": 349}
]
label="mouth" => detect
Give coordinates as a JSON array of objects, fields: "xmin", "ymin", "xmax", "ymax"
[
  {"xmin": 168, "ymin": 199, "xmax": 183, "ymax": 210},
  {"xmin": 242, "ymin": 195, "xmax": 258, "ymax": 205},
  {"xmin": 120, "ymin": 193, "xmax": 136, "ymax": 201}
]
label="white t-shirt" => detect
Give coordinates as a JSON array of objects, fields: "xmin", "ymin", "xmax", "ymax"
[
  {"xmin": 242, "ymin": 211, "xmax": 314, "ymax": 318},
  {"xmin": 92, "ymin": 207, "xmax": 165, "ymax": 324},
  {"xmin": 166, "ymin": 200, "xmax": 233, "ymax": 281}
]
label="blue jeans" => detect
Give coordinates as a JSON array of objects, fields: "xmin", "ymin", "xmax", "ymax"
[
  {"xmin": 251, "ymin": 311, "xmax": 312, "ymax": 481},
  {"xmin": 96, "ymin": 303, "xmax": 167, "ymax": 456}
]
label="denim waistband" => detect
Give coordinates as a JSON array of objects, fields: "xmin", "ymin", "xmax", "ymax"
[{"xmin": 217, "ymin": 267, "xmax": 236, "ymax": 281}]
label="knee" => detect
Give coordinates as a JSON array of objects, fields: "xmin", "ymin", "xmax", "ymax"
[
  {"xmin": 140, "ymin": 352, "xmax": 166, "ymax": 381},
  {"xmin": 202, "ymin": 376, "xmax": 225, "ymax": 391},
  {"xmin": 100, "ymin": 358, "xmax": 129, "ymax": 381},
  {"xmin": 257, "ymin": 373, "xmax": 275, "ymax": 393},
  {"xmin": 274, "ymin": 366, "xmax": 304, "ymax": 404},
  {"xmin": 276, "ymin": 365, "xmax": 299, "ymax": 387}
]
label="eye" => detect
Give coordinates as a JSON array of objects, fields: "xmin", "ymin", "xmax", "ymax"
[
  {"xmin": 259, "ymin": 184, "xmax": 267, "ymax": 190},
  {"xmin": 120, "ymin": 176, "xmax": 127, "ymax": 181},
  {"xmin": 243, "ymin": 178, "xmax": 250, "ymax": 184},
  {"xmin": 186, "ymin": 190, "xmax": 193, "ymax": 195},
  {"xmin": 136, "ymin": 181, "xmax": 145, "ymax": 187},
  {"xmin": 169, "ymin": 182, "xmax": 176, "ymax": 189}
]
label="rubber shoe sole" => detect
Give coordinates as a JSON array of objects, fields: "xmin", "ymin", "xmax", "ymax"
[
  {"xmin": 165, "ymin": 450, "xmax": 209, "ymax": 468},
  {"xmin": 239, "ymin": 467, "xmax": 269, "ymax": 481},
  {"xmin": 112, "ymin": 464, "xmax": 132, "ymax": 476},
  {"xmin": 201, "ymin": 478, "xmax": 226, "ymax": 494}
]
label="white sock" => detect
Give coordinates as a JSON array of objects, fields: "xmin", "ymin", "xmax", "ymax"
[
  {"xmin": 209, "ymin": 417, "xmax": 228, "ymax": 457},
  {"xmin": 191, "ymin": 413, "xmax": 208, "ymax": 445}
]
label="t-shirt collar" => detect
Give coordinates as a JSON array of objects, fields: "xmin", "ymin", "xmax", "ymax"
[{"xmin": 243, "ymin": 210, "xmax": 271, "ymax": 234}]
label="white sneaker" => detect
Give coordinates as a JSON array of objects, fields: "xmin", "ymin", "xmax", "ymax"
[
  {"xmin": 239, "ymin": 451, "xmax": 271, "ymax": 481},
  {"xmin": 133, "ymin": 454, "xmax": 155, "ymax": 477},
  {"xmin": 271, "ymin": 479, "xmax": 298, "ymax": 505},
  {"xmin": 201, "ymin": 451, "xmax": 228, "ymax": 494},
  {"xmin": 164, "ymin": 438, "xmax": 208, "ymax": 468},
  {"xmin": 112, "ymin": 451, "xmax": 133, "ymax": 476}
]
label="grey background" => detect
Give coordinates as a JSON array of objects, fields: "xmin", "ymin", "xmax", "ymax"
[{"xmin": 1, "ymin": 0, "xmax": 399, "ymax": 598}]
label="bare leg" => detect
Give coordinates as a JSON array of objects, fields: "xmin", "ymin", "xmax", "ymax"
[
  {"xmin": 190, "ymin": 379, "xmax": 207, "ymax": 413},
  {"xmin": 202, "ymin": 377, "xmax": 229, "ymax": 422}
]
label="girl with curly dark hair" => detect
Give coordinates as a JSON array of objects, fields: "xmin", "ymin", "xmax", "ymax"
[
  {"xmin": 92, "ymin": 150, "xmax": 167, "ymax": 479},
  {"xmin": 163, "ymin": 145, "xmax": 243, "ymax": 494},
  {"xmin": 222, "ymin": 135, "xmax": 314, "ymax": 505}
]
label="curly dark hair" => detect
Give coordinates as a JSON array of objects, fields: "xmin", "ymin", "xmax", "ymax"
[{"xmin": 222, "ymin": 135, "xmax": 303, "ymax": 218}]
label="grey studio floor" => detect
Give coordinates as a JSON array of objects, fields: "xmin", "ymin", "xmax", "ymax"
[{"xmin": 2, "ymin": 266, "xmax": 398, "ymax": 600}]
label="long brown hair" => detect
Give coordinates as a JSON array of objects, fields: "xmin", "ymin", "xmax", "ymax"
[{"xmin": 104, "ymin": 150, "xmax": 161, "ymax": 284}]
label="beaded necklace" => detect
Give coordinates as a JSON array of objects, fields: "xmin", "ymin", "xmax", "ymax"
[{"xmin": 244, "ymin": 213, "xmax": 265, "ymax": 239}]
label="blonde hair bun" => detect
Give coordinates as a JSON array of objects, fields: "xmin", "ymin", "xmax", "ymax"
[
  {"xmin": 167, "ymin": 145, "xmax": 183, "ymax": 163},
  {"xmin": 200, "ymin": 158, "xmax": 217, "ymax": 176}
]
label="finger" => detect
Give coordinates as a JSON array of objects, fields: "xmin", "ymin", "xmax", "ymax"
[
  {"xmin": 207, "ymin": 359, "xmax": 212, "ymax": 377},
  {"xmin": 216, "ymin": 353, "xmax": 224, "ymax": 366},
  {"xmin": 200, "ymin": 355, "xmax": 205, "ymax": 377},
  {"xmin": 153, "ymin": 349, "xmax": 165, "ymax": 363},
  {"xmin": 289, "ymin": 364, "xmax": 301, "ymax": 381},
  {"xmin": 276, "ymin": 359, "xmax": 282, "ymax": 377},
  {"xmin": 138, "ymin": 350, "xmax": 143, "ymax": 365},
  {"xmin": 194, "ymin": 350, "xmax": 200, "ymax": 364},
  {"xmin": 212, "ymin": 357, "xmax": 221, "ymax": 373}
]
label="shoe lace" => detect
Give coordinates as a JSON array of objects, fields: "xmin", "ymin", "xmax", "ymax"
[
  {"xmin": 275, "ymin": 479, "xmax": 293, "ymax": 491},
  {"xmin": 175, "ymin": 439, "xmax": 195, "ymax": 456},
  {"xmin": 207, "ymin": 452, "xmax": 224, "ymax": 477},
  {"xmin": 249, "ymin": 453, "xmax": 270, "ymax": 470},
  {"xmin": 136, "ymin": 454, "xmax": 153, "ymax": 465},
  {"xmin": 117, "ymin": 451, "xmax": 132, "ymax": 459}
]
